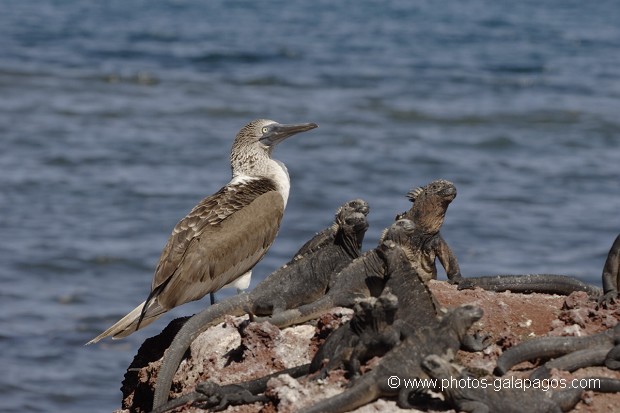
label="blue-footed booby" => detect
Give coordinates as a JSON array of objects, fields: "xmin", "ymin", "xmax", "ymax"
[{"xmin": 87, "ymin": 119, "xmax": 317, "ymax": 343}]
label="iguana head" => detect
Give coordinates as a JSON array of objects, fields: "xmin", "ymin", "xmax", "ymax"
[
  {"xmin": 351, "ymin": 292, "xmax": 399, "ymax": 330},
  {"xmin": 442, "ymin": 304, "xmax": 483, "ymax": 338},
  {"xmin": 379, "ymin": 219, "xmax": 416, "ymax": 246},
  {"xmin": 406, "ymin": 179, "xmax": 457, "ymax": 234},
  {"xmin": 419, "ymin": 354, "xmax": 472, "ymax": 403},
  {"xmin": 336, "ymin": 210, "xmax": 369, "ymax": 256},
  {"xmin": 421, "ymin": 354, "xmax": 463, "ymax": 380},
  {"xmin": 331, "ymin": 199, "xmax": 370, "ymax": 231},
  {"xmin": 451, "ymin": 303, "xmax": 483, "ymax": 322},
  {"xmin": 344, "ymin": 198, "xmax": 370, "ymax": 216}
]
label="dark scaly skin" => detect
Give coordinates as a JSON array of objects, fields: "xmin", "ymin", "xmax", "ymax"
[
  {"xmin": 309, "ymin": 293, "xmax": 400, "ymax": 380},
  {"xmin": 379, "ymin": 239, "xmax": 489, "ymax": 352},
  {"xmin": 381, "ymin": 238, "xmax": 440, "ymax": 334},
  {"xmin": 396, "ymin": 179, "xmax": 462, "ymax": 283},
  {"xmin": 248, "ymin": 211, "xmax": 366, "ymax": 315},
  {"xmin": 529, "ymin": 346, "xmax": 612, "ymax": 380},
  {"xmin": 600, "ymin": 233, "xmax": 620, "ymax": 306},
  {"xmin": 152, "ymin": 206, "xmax": 369, "ymax": 410},
  {"xmin": 605, "ymin": 343, "xmax": 620, "ymax": 370},
  {"xmin": 309, "ymin": 234, "xmax": 459, "ymax": 379},
  {"xmin": 421, "ymin": 354, "xmax": 620, "ymax": 413},
  {"xmin": 254, "ymin": 248, "xmax": 386, "ymax": 328},
  {"xmin": 495, "ymin": 323, "xmax": 620, "ymax": 376},
  {"xmin": 458, "ymin": 274, "xmax": 602, "ymax": 298},
  {"xmin": 255, "ymin": 219, "xmax": 416, "ymax": 328},
  {"xmin": 298, "ymin": 305, "xmax": 485, "ymax": 413},
  {"xmin": 309, "ymin": 237, "xmax": 436, "ymax": 379}
]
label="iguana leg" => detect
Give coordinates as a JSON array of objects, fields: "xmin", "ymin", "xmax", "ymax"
[
  {"xmin": 461, "ymin": 332, "xmax": 492, "ymax": 352},
  {"xmin": 600, "ymin": 234, "xmax": 620, "ymax": 308},
  {"xmin": 598, "ymin": 290, "xmax": 618, "ymax": 308},
  {"xmin": 605, "ymin": 344, "xmax": 620, "ymax": 370}
]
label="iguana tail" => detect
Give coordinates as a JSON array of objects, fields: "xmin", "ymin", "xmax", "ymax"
[
  {"xmin": 458, "ymin": 274, "xmax": 602, "ymax": 298},
  {"xmin": 152, "ymin": 293, "xmax": 251, "ymax": 410},
  {"xmin": 298, "ymin": 373, "xmax": 381, "ymax": 413},
  {"xmin": 256, "ymin": 295, "xmax": 336, "ymax": 328},
  {"xmin": 495, "ymin": 324, "xmax": 619, "ymax": 376},
  {"xmin": 553, "ymin": 377, "xmax": 620, "ymax": 411}
]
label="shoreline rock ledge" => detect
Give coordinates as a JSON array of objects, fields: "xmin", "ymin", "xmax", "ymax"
[{"xmin": 116, "ymin": 281, "xmax": 620, "ymax": 413}]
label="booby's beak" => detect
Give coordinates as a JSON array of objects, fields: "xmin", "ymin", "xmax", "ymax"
[{"xmin": 260, "ymin": 122, "xmax": 318, "ymax": 147}]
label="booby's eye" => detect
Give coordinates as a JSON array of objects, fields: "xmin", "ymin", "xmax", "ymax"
[{"xmin": 261, "ymin": 126, "xmax": 269, "ymax": 134}]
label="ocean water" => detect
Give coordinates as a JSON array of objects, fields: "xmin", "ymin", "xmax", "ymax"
[{"xmin": 1, "ymin": 1, "xmax": 619, "ymax": 411}]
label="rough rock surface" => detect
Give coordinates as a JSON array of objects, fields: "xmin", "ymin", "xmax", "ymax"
[{"xmin": 116, "ymin": 281, "xmax": 620, "ymax": 413}]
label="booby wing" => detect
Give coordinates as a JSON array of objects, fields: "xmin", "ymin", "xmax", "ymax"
[
  {"xmin": 150, "ymin": 177, "xmax": 283, "ymax": 309},
  {"xmin": 87, "ymin": 177, "xmax": 285, "ymax": 343}
]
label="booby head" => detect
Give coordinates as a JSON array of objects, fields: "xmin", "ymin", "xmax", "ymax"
[
  {"xmin": 258, "ymin": 120, "xmax": 318, "ymax": 148},
  {"xmin": 231, "ymin": 119, "xmax": 317, "ymax": 175}
]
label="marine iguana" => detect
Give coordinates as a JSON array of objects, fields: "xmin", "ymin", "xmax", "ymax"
[
  {"xmin": 152, "ymin": 203, "xmax": 369, "ymax": 409},
  {"xmin": 150, "ymin": 364, "xmax": 311, "ymax": 413},
  {"xmin": 380, "ymin": 238, "xmax": 440, "ymax": 332},
  {"xmin": 458, "ymin": 274, "xmax": 602, "ymax": 298},
  {"xmin": 254, "ymin": 219, "xmax": 417, "ymax": 328},
  {"xmin": 420, "ymin": 354, "xmax": 620, "ymax": 413},
  {"xmin": 600, "ymin": 233, "xmax": 620, "ymax": 306},
  {"xmin": 495, "ymin": 323, "xmax": 620, "ymax": 376},
  {"xmin": 309, "ymin": 293, "xmax": 401, "ymax": 380},
  {"xmin": 395, "ymin": 179, "xmax": 462, "ymax": 283},
  {"xmin": 298, "ymin": 304, "xmax": 487, "ymax": 413}
]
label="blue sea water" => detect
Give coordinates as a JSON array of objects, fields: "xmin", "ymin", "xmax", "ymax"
[{"xmin": 1, "ymin": 1, "xmax": 619, "ymax": 411}]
